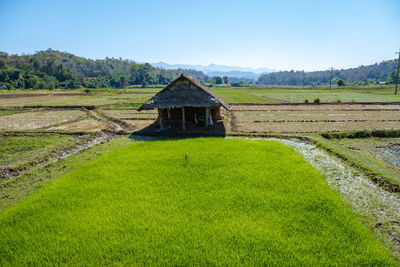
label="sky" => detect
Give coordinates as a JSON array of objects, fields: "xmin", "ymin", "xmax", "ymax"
[{"xmin": 0, "ymin": 0, "xmax": 399, "ymax": 71}]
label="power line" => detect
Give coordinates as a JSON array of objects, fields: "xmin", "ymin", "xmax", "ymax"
[
  {"xmin": 329, "ymin": 67, "xmax": 333, "ymax": 90},
  {"xmin": 395, "ymin": 48, "xmax": 400, "ymax": 95}
]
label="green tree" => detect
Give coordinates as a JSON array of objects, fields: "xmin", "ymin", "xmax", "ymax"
[
  {"xmin": 337, "ymin": 78, "xmax": 345, "ymax": 86},
  {"xmin": 387, "ymin": 71, "xmax": 397, "ymax": 84},
  {"xmin": 222, "ymin": 76, "xmax": 228, "ymax": 84},
  {"xmin": 215, "ymin": 76, "xmax": 223, "ymax": 84},
  {"xmin": 0, "ymin": 58, "xmax": 7, "ymax": 69}
]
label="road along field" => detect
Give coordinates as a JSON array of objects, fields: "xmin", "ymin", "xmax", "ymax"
[
  {"xmin": 0, "ymin": 138, "xmax": 396, "ymax": 265},
  {"xmin": 229, "ymin": 103, "xmax": 400, "ymax": 133}
]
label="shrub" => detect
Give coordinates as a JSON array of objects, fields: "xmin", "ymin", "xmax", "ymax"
[
  {"xmin": 371, "ymin": 129, "xmax": 400, "ymax": 138},
  {"xmin": 337, "ymin": 79, "xmax": 345, "ymax": 87},
  {"xmin": 304, "ymin": 99, "xmax": 309, "ymax": 103},
  {"xmin": 336, "ymin": 99, "xmax": 341, "ymax": 103},
  {"xmin": 348, "ymin": 130, "xmax": 370, "ymax": 138},
  {"xmin": 313, "ymin": 97, "xmax": 321, "ymax": 104},
  {"xmin": 321, "ymin": 130, "xmax": 400, "ymax": 139}
]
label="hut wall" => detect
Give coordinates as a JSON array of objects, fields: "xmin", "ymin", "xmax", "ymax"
[{"xmin": 157, "ymin": 105, "xmax": 222, "ymax": 128}]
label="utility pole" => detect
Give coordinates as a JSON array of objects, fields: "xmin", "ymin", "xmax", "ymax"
[
  {"xmin": 329, "ymin": 67, "xmax": 333, "ymax": 90},
  {"xmin": 302, "ymin": 70, "xmax": 305, "ymax": 88},
  {"xmin": 395, "ymin": 48, "xmax": 400, "ymax": 95}
]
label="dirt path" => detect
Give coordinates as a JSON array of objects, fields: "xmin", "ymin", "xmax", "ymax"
[{"xmin": 88, "ymin": 109, "xmax": 133, "ymax": 133}]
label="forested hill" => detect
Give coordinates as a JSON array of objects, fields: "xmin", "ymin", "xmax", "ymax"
[
  {"xmin": 257, "ymin": 59, "xmax": 398, "ymax": 86},
  {"xmin": 0, "ymin": 49, "xmax": 208, "ymax": 90}
]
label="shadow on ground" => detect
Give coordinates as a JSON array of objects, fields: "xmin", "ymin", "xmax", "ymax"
[{"xmin": 129, "ymin": 120, "xmax": 226, "ymax": 140}]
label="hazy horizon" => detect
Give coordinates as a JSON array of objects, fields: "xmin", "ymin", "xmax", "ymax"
[{"xmin": 0, "ymin": 0, "xmax": 399, "ymax": 71}]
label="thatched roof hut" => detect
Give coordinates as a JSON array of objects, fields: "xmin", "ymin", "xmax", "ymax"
[{"xmin": 138, "ymin": 74, "xmax": 229, "ymax": 131}]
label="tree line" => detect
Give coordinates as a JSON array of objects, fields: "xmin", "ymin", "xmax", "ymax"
[
  {"xmin": 256, "ymin": 59, "xmax": 398, "ymax": 86},
  {"xmin": 1, "ymin": 49, "xmax": 398, "ymax": 90},
  {"xmin": 0, "ymin": 49, "xmax": 208, "ymax": 90}
]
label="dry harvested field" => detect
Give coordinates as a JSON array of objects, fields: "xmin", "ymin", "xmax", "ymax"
[
  {"xmin": 0, "ymin": 109, "xmax": 87, "ymax": 130},
  {"xmin": 102, "ymin": 109, "xmax": 158, "ymax": 120},
  {"xmin": 49, "ymin": 118, "xmax": 110, "ymax": 132},
  {"xmin": 0, "ymin": 91, "xmax": 154, "ymax": 107},
  {"xmin": 230, "ymin": 103, "xmax": 400, "ymax": 133}
]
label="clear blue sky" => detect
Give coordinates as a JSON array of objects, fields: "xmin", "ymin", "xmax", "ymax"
[{"xmin": 0, "ymin": 0, "xmax": 399, "ymax": 71}]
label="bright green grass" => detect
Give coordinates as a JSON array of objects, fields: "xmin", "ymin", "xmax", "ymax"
[
  {"xmin": 0, "ymin": 110, "xmax": 22, "ymax": 116},
  {"xmin": 211, "ymin": 88, "xmax": 276, "ymax": 103},
  {"xmin": 0, "ymin": 138, "xmax": 395, "ymax": 265},
  {"xmin": 253, "ymin": 89, "xmax": 400, "ymax": 103}
]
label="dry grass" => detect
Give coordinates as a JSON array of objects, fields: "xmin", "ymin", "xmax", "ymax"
[
  {"xmin": 237, "ymin": 121, "xmax": 400, "ymax": 133},
  {"xmin": 102, "ymin": 109, "xmax": 158, "ymax": 120},
  {"xmin": 0, "ymin": 92, "xmax": 154, "ymax": 107},
  {"xmin": 50, "ymin": 119, "xmax": 109, "ymax": 132},
  {"xmin": 123, "ymin": 119, "xmax": 155, "ymax": 130},
  {"xmin": 230, "ymin": 104, "xmax": 400, "ymax": 133},
  {"xmin": 0, "ymin": 110, "xmax": 86, "ymax": 130},
  {"xmin": 235, "ymin": 110, "xmax": 400, "ymax": 122}
]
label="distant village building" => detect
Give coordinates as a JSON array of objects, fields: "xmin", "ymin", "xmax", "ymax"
[{"xmin": 138, "ymin": 74, "xmax": 229, "ymax": 131}]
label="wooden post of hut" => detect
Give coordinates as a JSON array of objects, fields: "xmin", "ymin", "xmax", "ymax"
[
  {"xmin": 158, "ymin": 108, "xmax": 164, "ymax": 130},
  {"xmin": 167, "ymin": 108, "xmax": 171, "ymax": 120},
  {"xmin": 205, "ymin": 107, "xmax": 209, "ymax": 130},
  {"xmin": 182, "ymin": 107, "xmax": 186, "ymax": 130}
]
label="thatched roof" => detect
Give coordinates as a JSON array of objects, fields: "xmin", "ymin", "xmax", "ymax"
[{"xmin": 137, "ymin": 74, "xmax": 230, "ymax": 111}]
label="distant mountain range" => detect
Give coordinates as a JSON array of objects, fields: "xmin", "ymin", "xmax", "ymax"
[{"xmin": 150, "ymin": 62, "xmax": 276, "ymax": 79}]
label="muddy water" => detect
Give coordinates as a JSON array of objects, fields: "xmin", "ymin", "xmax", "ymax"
[
  {"xmin": 54, "ymin": 136, "xmax": 107, "ymax": 162},
  {"xmin": 226, "ymin": 137, "xmax": 400, "ymax": 255},
  {"xmin": 376, "ymin": 146, "xmax": 400, "ymax": 169}
]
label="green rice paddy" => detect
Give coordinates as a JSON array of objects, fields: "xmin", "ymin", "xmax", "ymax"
[{"xmin": 0, "ymin": 138, "xmax": 395, "ymax": 265}]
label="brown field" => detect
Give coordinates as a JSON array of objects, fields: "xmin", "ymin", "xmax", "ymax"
[
  {"xmin": 0, "ymin": 109, "xmax": 86, "ymax": 130},
  {"xmin": 49, "ymin": 119, "xmax": 110, "ymax": 132},
  {"xmin": 235, "ymin": 110, "xmax": 400, "ymax": 122},
  {"xmin": 123, "ymin": 119, "xmax": 156, "ymax": 131},
  {"xmin": 0, "ymin": 92, "xmax": 153, "ymax": 107},
  {"xmin": 236, "ymin": 121, "xmax": 400, "ymax": 133},
  {"xmin": 230, "ymin": 103, "xmax": 400, "ymax": 133},
  {"xmin": 102, "ymin": 109, "xmax": 158, "ymax": 120}
]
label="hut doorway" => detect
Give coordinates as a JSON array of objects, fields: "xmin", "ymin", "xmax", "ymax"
[{"xmin": 158, "ymin": 106, "xmax": 222, "ymax": 130}]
